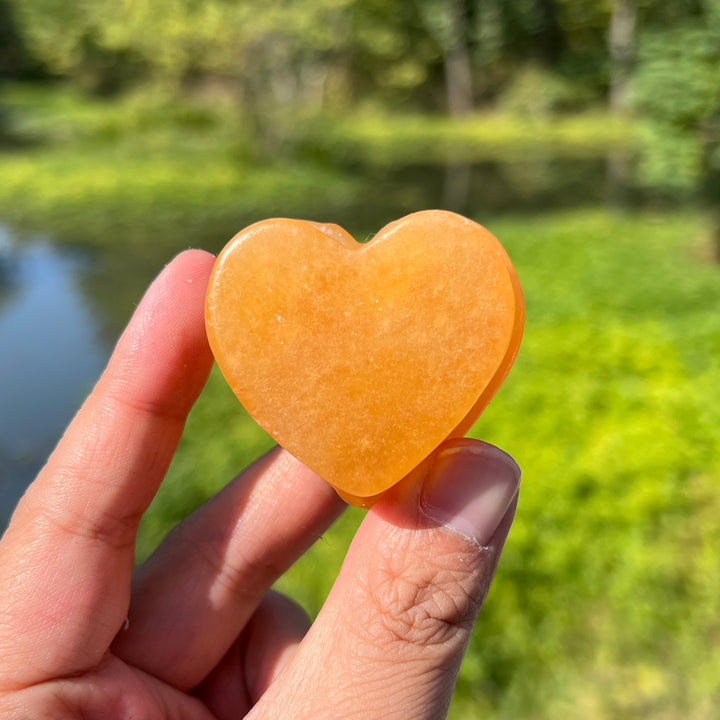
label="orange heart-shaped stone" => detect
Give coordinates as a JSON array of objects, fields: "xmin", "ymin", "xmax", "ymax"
[{"xmin": 205, "ymin": 210, "xmax": 523, "ymax": 505}]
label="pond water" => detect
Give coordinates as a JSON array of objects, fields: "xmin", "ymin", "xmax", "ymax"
[
  {"xmin": 0, "ymin": 228, "xmax": 109, "ymax": 528},
  {"xmin": 0, "ymin": 153, "xmax": 633, "ymax": 531}
]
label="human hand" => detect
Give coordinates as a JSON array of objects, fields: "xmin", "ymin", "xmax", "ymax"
[{"xmin": 0, "ymin": 250, "xmax": 520, "ymax": 719}]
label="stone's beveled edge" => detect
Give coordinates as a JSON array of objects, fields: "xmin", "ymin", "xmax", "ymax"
[
  {"xmin": 354, "ymin": 209, "xmax": 525, "ymax": 444},
  {"xmin": 306, "ymin": 221, "xmax": 359, "ymax": 248},
  {"xmin": 326, "ymin": 210, "xmax": 524, "ymax": 503},
  {"xmin": 449, "ymin": 228, "xmax": 525, "ymax": 438}
]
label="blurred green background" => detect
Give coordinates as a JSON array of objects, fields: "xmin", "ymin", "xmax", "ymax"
[{"xmin": 1, "ymin": 1, "xmax": 719, "ymax": 718}]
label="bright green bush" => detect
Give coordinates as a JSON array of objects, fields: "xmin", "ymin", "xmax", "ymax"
[
  {"xmin": 458, "ymin": 210, "xmax": 720, "ymax": 718},
  {"xmin": 497, "ymin": 64, "xmax": 598, "ymax": 118}
]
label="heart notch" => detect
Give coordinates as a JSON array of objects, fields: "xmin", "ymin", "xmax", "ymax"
[{"xmin": 205, "ymin": 210, "xmax": 524, "ymax": 506}]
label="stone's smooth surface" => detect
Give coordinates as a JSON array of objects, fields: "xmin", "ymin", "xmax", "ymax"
[{"xmin": 205, "ymin": 210, "xmax": 524, "ymax": 506}]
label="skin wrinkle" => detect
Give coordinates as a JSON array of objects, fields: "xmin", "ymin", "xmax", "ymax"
[
  {"xmin": 52, "ymin": 406, "xmax": 125, "ymax": 483},
  {"xmin": 345, "ymin": 667, "xmax": 430, "ymax": 719},
  {"xmin": 286, "ymin": 503, "xmax": 516, "ymax": 720},
  {"xmin": 0, "ymin": 511, "xmax": 132, "ymax": 683},
  {"xmin": 365, "ymin": 664, "xmax": 454, "ymax": 720},
  {"xmin": 26, "ymin": 501, "xmax": 139, "ymax": 555},
  {"xmin": 102, "ymin": 381, "xmax": 193, "ymax": 428},
  {"xmin": 84, "ymin": 395, "xmax": 188, "ymax": 485},
  {"xmin": 9, "ymin": 657, "xmax": 216, "ymax": 720},
  {"xmin": 46, "ymin": 397, "xmax": 180, "ymax": 510},
  {"xmin": 37, "ymin": 434, "xmax": 161, "ymax": 551},
  {"xmin": 277, "ymin": 633, "xmax": 453, "ymax": 720},
  {"xmin": 0, "ymin": 254, "xmax": 215, "ymax": 696},
  {"xmin": 354, "ymin": 527, "xmax": 484, "ymax": 655},
  {"xmin": 176, "ymin": 521, "xmax": 282, "ymax": 609}
]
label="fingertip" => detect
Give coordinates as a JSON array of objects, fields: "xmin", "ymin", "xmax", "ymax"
[
  {"xmin": 112, "ymin": 246, "xmax": 215, "ymax": 401},
  {"xmin": 369, "ymin": 438, "xmax": 520, "ymax": 542},
  {"xmin": 167, "ymin": 248, "xmax": 216, "ymax": 277},
  {"xmin": 146, "ymin": 248, "xmax": 215, "ymax": 310},
  {"xmin": 419, "ymin": 438, "xmax": 520, "ymax": 547}
]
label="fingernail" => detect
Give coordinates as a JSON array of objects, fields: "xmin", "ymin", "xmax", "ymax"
[{"xmin": 420, "ymin": 441, "xmax": 521, "ymax": 546}]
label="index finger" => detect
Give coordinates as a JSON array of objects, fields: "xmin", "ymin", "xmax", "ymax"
[{"xmin": 0, "ymin": 249, "xmax": 215, "ymax": 691}]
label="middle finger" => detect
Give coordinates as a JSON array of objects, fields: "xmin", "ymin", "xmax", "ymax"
[{"xmin": 111, "ymin": 447, "xmax": 345, "ymax": 690}]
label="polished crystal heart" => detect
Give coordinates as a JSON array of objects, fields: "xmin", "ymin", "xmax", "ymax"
[{"xmin": 205, "ymin": 210, "xmax": 523, "ymax": 505}]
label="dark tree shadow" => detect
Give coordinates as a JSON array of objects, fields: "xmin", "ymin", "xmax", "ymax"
[
  {"xmin": 701, "ymin": 113, "xmax": 720, "ymax": 261},
  {"xmin": 0, "ymin": 0, "xmax": 47, "ymax": 147}
]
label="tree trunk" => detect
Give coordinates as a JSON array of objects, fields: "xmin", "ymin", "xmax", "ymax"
[
  {"xmin": 444, "ymin": 0, "xmax": 474, "ymax": 116},
  {"xmin": 534, "ymin": 0, "xmax": 563, "ymax": 65},
  {"xmin": 606, "ymin": 0, "xmax": 637, "ymax": 207},
  {"xmin": 701, "ymin": 115, "xmax": 720, "ymax": 261},
  {"xmin": 608, "ymin": 0, "xmax": 637, "ymax": 116},
  {"xmin": 443, "ymin": 162, "xmax": 472, "ymax": 213}
]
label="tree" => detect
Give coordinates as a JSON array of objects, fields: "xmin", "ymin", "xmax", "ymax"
[
  {"xmin": 0, "ymin": 0, "xmax": 34, "ymax": 79},
  {"xmin": 634, "ymin": 3, "xmax": 720, "ymax": 188},
  {"xmin": 608, "ymin": 0, "xmax": 637, "ymax": 116},
  {"xmin": 417, "ymin": 0, "xmax": 474, "ymax": 115},
  {"xmin": 633, "ymin": 0, "xmax": 720, "ymax": 251}
]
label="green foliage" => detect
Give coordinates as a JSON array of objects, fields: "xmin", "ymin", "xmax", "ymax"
[
  {"xmin": 497, "ymin": 64, "xmax": 599, "ymax": 117},
  {"xmin": 460, "ymin": 210, "xmax": 720, "ymax": 718},
  {"xmin": 0, "ymin": 84, "xmax": 362, "ymax": 243},
  {"xmin": 633, "ymin": 4, "xmax": 720, "ymax": 190},
  {"xmin": 0, "ymin": 83, "xmax": 634, "ymax": 245},
  {"xmin": 0, "ymin": 0, "xmax": 628, "ymax": 114},
  {"xmin": 3, "ymin": 0, "xmax": 718, "ymax": 193},
  {"xmin": 5, "ymin": 0, "xmax": 91, "ymax": 75},
  {"xmin": 303, "ymin": 108, "xmax": 634, "ymax": 164}
]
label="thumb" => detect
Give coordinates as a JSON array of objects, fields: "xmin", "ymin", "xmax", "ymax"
[{"xmin": 250, "ymin": 438, "xmax": 520, "ymax": 720}]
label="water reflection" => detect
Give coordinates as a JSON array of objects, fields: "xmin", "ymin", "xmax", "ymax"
[
  {"xmin": 340, "ymin": 156, "xmax": 614, "ymax": 231},
  {"xmin": 0, "ymin": 226, "xmax": 108, "ymax": 529}
]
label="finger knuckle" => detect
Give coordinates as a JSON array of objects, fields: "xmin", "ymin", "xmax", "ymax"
[
  {"xmin": 30, "ymin": 493, "xmax": 139, "ymax": 552},
  {"xmin": 173, "ymin": 519, "xmax": 283, "ymax": 601},
  {"xmin": 361, "ymin": 534, "xmax": 483, "ymax": 652}
]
